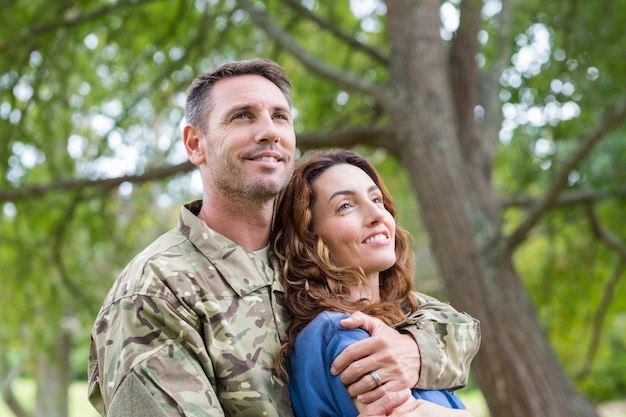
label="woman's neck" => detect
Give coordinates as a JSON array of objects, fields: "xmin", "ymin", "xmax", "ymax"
[{"xmin": 348, "ymin": 274, "xmax": 380, "ymax": 303}]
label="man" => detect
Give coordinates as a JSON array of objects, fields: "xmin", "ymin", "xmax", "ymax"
[{"xmin": 88, "ymin": 59, "xmax": 480, "ymax": 417}]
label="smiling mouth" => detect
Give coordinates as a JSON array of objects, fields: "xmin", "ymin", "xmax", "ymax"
[
  {"xmin": 253, "ymin": 156, "xmax": 279, "ymax": 163},
  {"xmin": 363, "ymin": 233, "xmax": 388, "ymax": 244}
]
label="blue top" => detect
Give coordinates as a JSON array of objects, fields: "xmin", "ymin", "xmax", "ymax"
[{"xmin": 289, "ymin": 311, "xmax": 465, "ymax": 417}]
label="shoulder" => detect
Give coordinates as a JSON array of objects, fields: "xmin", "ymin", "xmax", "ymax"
[
  {"xmin": 304, "ymin": 311, "xmax": 349, "ymax": 332},
  {"xmin": 289, "ymin": 312, "xmax": 365, "ymax": 417},
  {"xmin": 294, "ymin": 312, "xmax": 369, "ymax": 357},
  {"xmin": 105, "ymin": 228, "xmax": 200, "ymax": 298}
]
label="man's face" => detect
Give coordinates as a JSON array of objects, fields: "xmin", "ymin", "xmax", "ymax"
[{"xmin": 199, "ymin": 75, "xmax": 296, "ymax": 203}]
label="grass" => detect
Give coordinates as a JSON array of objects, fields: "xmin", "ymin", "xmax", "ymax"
[
  {"xmin": 0, "ymin": 379, "xmax": 99, "ymax": 417},
  {"xmin": 456, "ymin": 388, "xmax": 626, "ymax": 417},
  {"xmin": 0, "ymin": 379, "xmax": 623, "ymax": 417},
  {"xmin": 457, "ymin": 389, "xmax": 489, "ymax": 416}
]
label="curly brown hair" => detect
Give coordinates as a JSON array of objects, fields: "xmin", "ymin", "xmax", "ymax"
[{"xmin": 271, "ymin": 149, "xmax": 419, "ymax": 376}]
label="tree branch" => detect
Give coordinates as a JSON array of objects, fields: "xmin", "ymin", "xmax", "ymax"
[
  {"xmin": 280, "ymin": 0, "xmax": 389, "ymax": 65},
  {"xmin": 506, "ymin": 99, "xmax": 626, "ymax": 251},
  {"xmin": 501, "ymin": 186, "xmax": 626, "ymax": 209},
  {"xmin": 449, "ymin": 0, "xmax": 481, "ymax": 164},
  {"xmin": 296, "ymin": 126, "xmax": 394, "ymax": 151},
  {"xmin": 0, "ymin": 161, "xmax": 195, "ymax": 203},
  {"xmin": 577, "ymin": 205, "xmax": 626, "ymax": 378},
  {"xmin": 0, "ymin": 124, "xmax": 398, "ymax": 203},
  {"xmin": 51, "ymin": 192, "xmax": 93, "ymax": 309},
  {"xmin": 478, "ymin": 0, "xmax": 512, "ymax": 179},
  {"xmin": 1, "ymin": 363, "xmax": 30, "ymax": 417},
  {"xmin": 0, "ymin": 0, "xmax": 160, "ymax": 52},
  {"xmin": 236, "ymin": 0, "xmax": 392, "ymax": 107}
]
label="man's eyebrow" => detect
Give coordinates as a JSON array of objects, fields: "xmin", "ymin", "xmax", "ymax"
[
  {"xmin": 222, "ymin": 104, "xmax": 291, "ymax": 118},
  {"xmin": 219, "ymin": 104, "xmax": 251, "ymax": 122},
  {"xmin": 224, "ymin": 104, "xmax": 252, "ymax": 115}
]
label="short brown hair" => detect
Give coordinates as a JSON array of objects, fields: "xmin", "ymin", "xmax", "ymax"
[{"xmin": 186, "ymin": 59, "xmax": 292, "ymax": 131}]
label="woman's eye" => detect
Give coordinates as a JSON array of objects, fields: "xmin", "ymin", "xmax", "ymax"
[
  {"xmin": 337, "ymin": 202, "xmax": 352, "ymax": 212},
  {"xmin": 372, "ymin": 196, "xmax": 384, "ymax": 204}
]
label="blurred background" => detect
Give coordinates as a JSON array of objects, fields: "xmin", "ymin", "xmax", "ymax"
[{"xmin": 0, "ymin": 1, "xmax": 624, "ymax": 416}]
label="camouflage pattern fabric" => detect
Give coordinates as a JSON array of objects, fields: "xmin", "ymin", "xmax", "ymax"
[
  {"xmin": 396, "ymin": 293, "xmax": 481, "ymax": 390},
  {"xmin": 89, "ymin": 201, "xmax": 293, "ymax": 417},
  {"xmin": 88, "ymin": 200, "xmax": 480, "ymax": 416}
]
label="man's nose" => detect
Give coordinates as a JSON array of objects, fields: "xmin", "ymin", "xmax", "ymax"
[{"xmin": 255, "ymin": 113, "xmax": 280, "ymax": 143}]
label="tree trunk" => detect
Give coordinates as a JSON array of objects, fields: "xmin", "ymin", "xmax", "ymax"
[
  {"xmin": 1, "ymin": 361, "xmax": 31, "ymax": 417},
  {"xmin": 33, "ymin": 331, "xmax": 71, "ymax": 417},
  {"xmin": 385, "ymin": 1, "xmax": 598, "ymax": 416}
]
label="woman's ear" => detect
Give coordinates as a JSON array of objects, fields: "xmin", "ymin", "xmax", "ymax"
[{"xmin": 183, "ymin": 124, "xmax": 204, "ymax": 165}]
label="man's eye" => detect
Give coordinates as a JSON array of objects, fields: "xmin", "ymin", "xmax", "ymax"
[{"xmin": 234, "ymin": 113, "xmax": 250, "ymax": 119}]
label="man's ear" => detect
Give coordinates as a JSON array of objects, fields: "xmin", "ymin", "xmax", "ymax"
[{"xmin": 183, "ymin": 124, "xmax": 205, "ymax": 166}]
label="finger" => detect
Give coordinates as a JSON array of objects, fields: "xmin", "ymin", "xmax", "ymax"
[
  {"xmin": 357, "ymin": 390, "xmax": 412, "ymax": 417},
  {"xmin": 351, "ymin": 366, "xmax": 417, "ymax": 402},
  {"xmin": 353, "ymin": 333, "xmax": 420, "ymax": 392},
  {"xmin": 387, "ymin": 399, "xmax": 428, "ymax": 417},
  {"xmin": 348, "ymin": 369, "xmax": 387, "ymax": 399},
  {"xmin": 331, "ymin": 336, "xmax": 378, "ymax": 377},
  {"xmin": 340, "ymin": 311, "xmax": 385, "ymax": 335}
]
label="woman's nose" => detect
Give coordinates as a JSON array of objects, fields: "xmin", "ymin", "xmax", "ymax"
[{"xmin": 365, "ymin": 201, "xmax": 385, "ymax": 225}]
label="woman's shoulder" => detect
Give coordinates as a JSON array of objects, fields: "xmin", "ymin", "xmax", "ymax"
[
  {"xmin": 296, "ymin": 311, "xmax": 370, "ymax": 352},
  {"xmin": 300, "ymin": 311, "xmax": 350, "ymax": 335}
]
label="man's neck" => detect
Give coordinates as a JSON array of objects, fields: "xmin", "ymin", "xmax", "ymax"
[{"xmin": 198, "ymin": 195, "xmax": 274, "ymax": 252}]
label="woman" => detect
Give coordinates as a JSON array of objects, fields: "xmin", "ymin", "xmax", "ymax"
[{"xmin": 272, "ymin": 149, "xmax": 475, "ymax": 417}]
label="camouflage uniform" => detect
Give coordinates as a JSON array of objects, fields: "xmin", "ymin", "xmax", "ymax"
[
  {"xmin": 88, "ymin": 200, "xmax": 480, "ymax": 417},
  {"xmin": 397, "ymin": 293, "xmax": 480, "ymax": 390}
]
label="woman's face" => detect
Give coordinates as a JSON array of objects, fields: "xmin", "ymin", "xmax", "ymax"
[{"xmin": 311, "ymin": 163, "xmax": 396, "ymax": 279}]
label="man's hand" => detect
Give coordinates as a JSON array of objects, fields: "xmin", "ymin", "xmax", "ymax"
[
  {"xmin": 331, "ymin": 312, "xmax": 421, "ymax": 402},
  {"xmin": 359, "ymin": 394, "xmax": 476, "ymax": 417}
]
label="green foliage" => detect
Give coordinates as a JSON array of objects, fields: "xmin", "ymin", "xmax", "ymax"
[{"xmin": 1, "ymin": 0, "xmax": 625, "ymax": 410}]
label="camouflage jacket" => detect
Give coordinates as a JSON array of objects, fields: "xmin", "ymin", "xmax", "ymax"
[
  {"xmin": 398, "ymin": 292, "xmax": 480, "ymax": 390},
  {"xmin": 88, "ymin": 201, "xmax": 480, "ymax": 417}
]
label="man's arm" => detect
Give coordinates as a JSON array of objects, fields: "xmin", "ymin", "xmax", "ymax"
[
  {"xmin": 331, "ymin": 293, "xmax": 480, "ymax": 402},
  {"xmin": 88, "ymin": 292, "xmax": 225, "ymax": 417},
  {"xmin": 396, "ymin": 292, "xmax": 480, "ymax": 390}
]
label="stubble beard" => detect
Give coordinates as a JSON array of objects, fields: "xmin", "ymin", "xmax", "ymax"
[{"xmin": 211, "ymin": 156, "xmax": 294, "ymax": 206}]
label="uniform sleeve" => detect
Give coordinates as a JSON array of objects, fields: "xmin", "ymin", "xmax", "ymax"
[
  {"xmin": 394, "ymin": 292, "xmax": 481, "ymax": 391},
  {"xmin": 88, "ymin": 292, "xmax": 224, "ymax": 417}
]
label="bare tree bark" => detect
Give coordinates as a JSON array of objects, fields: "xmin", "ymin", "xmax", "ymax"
[
  {"xmin": 33, "ymin": 331, "xmax": 72, "ymax": 417},
  {"xmin": 384, "ymin": 1, "xmax": 598, "ymax": 416},
  {"xmin": 1, "ymin": 362, "xmax": 31, "ymax": 417}
]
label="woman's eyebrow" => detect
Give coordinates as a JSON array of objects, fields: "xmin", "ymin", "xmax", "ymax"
[
  {"xmin": 328, "ymin": 190, "xmax": 355, "ymax": 202},
  {"xmin": 328, "ymin": 185, "xmax": 379, "ymax": 202}
]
